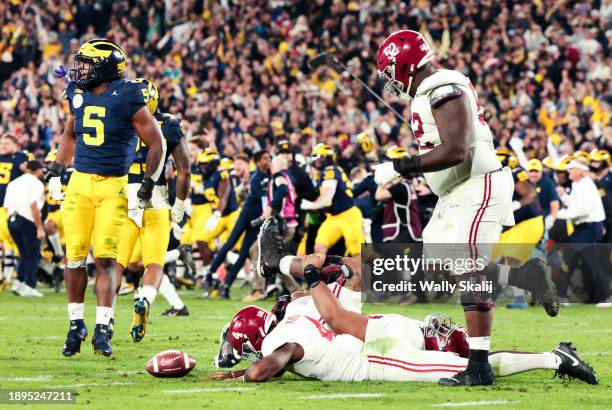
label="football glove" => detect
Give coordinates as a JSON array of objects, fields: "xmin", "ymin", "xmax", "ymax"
[
  {"xmin": 171, "ymin": 198, "xmax": 185, "ymax": 225},
  {"xmin": 374, "ymin": 162, "xmax": 400, "ymax": 186},
  {"xmin": 48, "ymin": 176, "xmax": 64, "ymax": 201},
  {"xmin": 137, "ymin": 177, "xmax": 154, "ymax": 209},
  {"xmin": 171, "ymin": 222, "xmax": 185, "ymax": 240},
  {"xmin": 204, "ymin": 210, "xmax": 221, "ymax": 232}
]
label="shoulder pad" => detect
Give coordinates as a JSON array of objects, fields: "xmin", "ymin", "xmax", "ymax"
[
  {"xmin": 429, "ymin": 84, "xmax": 462, "ymax": 108},
  {"xmin": 416, "ymin": 69, "xmax": 469, "ymax": 96}
]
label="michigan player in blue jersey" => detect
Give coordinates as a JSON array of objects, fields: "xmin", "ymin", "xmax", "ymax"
[
  {"xmin": 301, "ymin": 143, "xmax": 364, "ymax": 256},
  {"xmin": 43, "ymin": 150, "xmax": 73, "ymax": 262},
  {"xmin": 113, "ymin": 78, "xmax": 191, "ymax": 342},
  {"xmin": 0, "ymin": 134, "xmax": 30, "ymax": 289},
  {"xmin": 45, "ymin": 39, "xmax": 164, "ymax": 357},
  {"xmin": 199, "ymin": 149, "xmax": 241, "ymax": 257}
]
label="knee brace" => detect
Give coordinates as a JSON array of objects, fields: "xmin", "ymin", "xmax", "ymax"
[
  {"xmin": 459, "ymin": 272, "xmax": 495, "ymax": 312},
  {"xmin": 66, "ymin": 259, "xmax": 87, "ymax": 269}
]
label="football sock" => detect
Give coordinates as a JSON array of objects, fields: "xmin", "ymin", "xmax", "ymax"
[
  {"xmin": 141, "ymin": 285, "xmax": 157, "ymax": 305},
  {"xmin": 159, "ymin": 274, "xmax": 185, "ymax": 309},
  {"xmin": 48, "ymin": 233, "xmax": 64, "ymax": 258},
  {"xmin": 497, "ymin": 264, "xmax": 510, "ymax": 287},
  {"xmin": 164, "ymin": 249, "xmax": 180, "ymax": 264},
  {"xmin": 111, "ymin": 295, "xmax": 117, "ymax": 319},
  {"xmin": 469, "ymin": 336, "xmax": 491, "ymax": 363},
  {"xmin": 96, "ymin": 306, "xmax": 113, "ymax": 326},
  {"xmin": 68, "ymin": 302, "xmax": 84, "ymax": 321},
  {"xmin": 279, "ymin": 255, "xmax": 294, "ymax": 276},
  {"xmin": 489, "ymin": 352, "xmax": 561, "ymax": 377}
]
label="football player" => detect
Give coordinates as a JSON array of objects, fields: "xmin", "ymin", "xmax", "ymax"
[
  {"xmin": 113, "ymin": 78, "xmax": 191, "ymax": 342},
  {"xmin": 301, "ymin": 143, "xmax": 364, "ymax": 257},
  {"xmin": 197, "ymin": 148, "xmax": 241, "ymax": 273},
  {"xmin": 45, "ymin": 39, "xmax": 164, "ymax": 357},
  {"xmin": 206, "ymin": 150, "xmax": 271, "ymax": 299},
  {"xmin": 210, "ymin": 221, "xmax": 597, "ymax": 384},
  {"xmin": 373, "ymin": 31, "xmax": 556, "ymax": 385},
  {"xmin": 0, "ymin": 134, "xmax": 30, "ymax": 290},
  {"xmin": 43, "ymin": 150, "xmax": 73, "ymax": 262},
  {"xmin": 492, "ymin": 150, "xmax": 544, "ymax": 308}
]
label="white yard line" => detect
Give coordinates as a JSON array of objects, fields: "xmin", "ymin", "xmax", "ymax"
[
  {"xmin": 49, "ymin": 381, "xmax": 135, "ymax": 388},
  {"xmin": 163, "ymin": 387, "xmax": 255, "ymax": 394},
  {"xmin": 0, "ymin": 375, "xmax": 53, "ymax": 381},
  {"xmin": 302, "ymin": 393, "xmax": 385, "ymax": 399},
  {"xmin": 431, "ymin": 400, "xmax": 519, "ymax": 407}
]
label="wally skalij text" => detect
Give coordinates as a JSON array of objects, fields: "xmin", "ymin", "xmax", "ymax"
[{"xmin": 359, "ymin": 243, "xmax": 495, "ymax": 303}]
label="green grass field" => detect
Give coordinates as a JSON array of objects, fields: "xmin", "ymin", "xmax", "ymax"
[{"xmin": 0, "ymin": 288, "xmax": 611, "ymax": 409}]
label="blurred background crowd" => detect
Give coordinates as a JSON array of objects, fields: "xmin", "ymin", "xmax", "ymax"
[
  {"xmin": 0, "ymin": 0, "xmax": 610, "ymax": 305},
  {"xmin": 0, "ymin": 0, "xmax": 609, "ymax": 159}
]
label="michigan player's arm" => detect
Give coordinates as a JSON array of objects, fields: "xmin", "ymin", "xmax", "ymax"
[
  {"xmin": 55, "ymin": 115, "xmax": 77, "ymax": 166},
  {"xmin": 171, "ymin": 137, "xmax": 191, "ymax": 201},
  {"xmin": 131, "ymin": 107, "xmax": 165, "ymax": 182},
  {"xmin": 301, "ymin": 169, "xmax": 337, "ymax": 210},
  {"xmin": 207, "ymin": 343, "xmax": 302, "ymax": 382},
  {"xmin": 215, "ymin": 177, "xmax": 230, "ymax": 214},
  {"xmin": 394, "ymin": 88, "xmax": 471, "ymax": 175}
]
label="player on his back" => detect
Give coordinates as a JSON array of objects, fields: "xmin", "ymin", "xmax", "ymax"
[
  {"xmin": 373, "ymin": 30, "xmax": 556, "ymax": 385},
  {"xmin": 113, "ymin": 78, "xmax": 191, "ymax": 342},
  {"xmin": 45, "ymin": 39, "xmax": 164, "ymax": 357}
]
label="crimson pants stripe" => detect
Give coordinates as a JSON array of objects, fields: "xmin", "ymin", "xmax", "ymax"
[{"xmin": 368, "ymin": 355, "xmax": 465, "ymax": 369}]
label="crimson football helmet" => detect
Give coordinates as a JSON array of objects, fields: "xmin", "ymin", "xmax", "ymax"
[
  {"xmin": 226, "ymin": 305, "xmax": 281, "ymax": 362},
  {"xmin": 377, "ymin": 30, "xmax": 434, "ymax": 100},
  {"xmin": 422, "ymin": 314, "xmax": 469, "ymax": 359}
]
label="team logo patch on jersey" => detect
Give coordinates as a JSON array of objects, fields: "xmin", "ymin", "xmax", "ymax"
[
  {"xmin": 383, "ymin": 43, "xmax": 400, "ymax": 62},
  {"xmin": 73, "ymin": 94, "xmax": 83, "ymax": 108}
]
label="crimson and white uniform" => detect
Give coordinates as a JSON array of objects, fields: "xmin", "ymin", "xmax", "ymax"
[
  {"xmin": 411, "ymin": 70, "xmax": 514, "ymax": 267},
  {"xmin": 262, "ymin": 303, "xmax": 468, "ymax": 382}
]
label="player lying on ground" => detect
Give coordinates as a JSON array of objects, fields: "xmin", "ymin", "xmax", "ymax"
[{"xmin": 208, "ymin": 220, "xmax": 598, "ymax": 384}]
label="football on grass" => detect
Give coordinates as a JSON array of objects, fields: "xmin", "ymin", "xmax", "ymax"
[{"xmin": 146, "ymin": 350, "xmax": 196, "ymax": 378}]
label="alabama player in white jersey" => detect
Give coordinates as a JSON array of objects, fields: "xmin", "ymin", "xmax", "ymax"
[
  {"xmin": 207, "ymin": 227, "xmax": 597, "ymax": 384},
  {"xmin": 373, "ymin": 30, "xmax": 557, "ymax": 386}
]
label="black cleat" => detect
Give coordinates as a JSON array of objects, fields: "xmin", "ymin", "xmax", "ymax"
[
  {"xmin": 553, "ymin": 342, "xmax": 599, "ymax": 385},
  {"xmin": 92, "ymin": 324, "xmax": 112, "ymax": 356},
  {"xmin": 512, "ymin": 258, "xmax": 559, "ymax": 317},
  {"xmin": 161, "ymin": 305, "xmax": 189, "ymax": 316},
  {"xmin": 438, "ymin": 361, "xmax": 495, "ymax": 386},
  {"xmin": 256, "ymin": 217, "xmax": 289, "ymax": 278},
  {"xmin": 62, "ymin": 320, "xmax": 88, "ymax": 357},
  {"xmin": 220, "ymin": 284, "xmax": 230, "ymax": 300}
]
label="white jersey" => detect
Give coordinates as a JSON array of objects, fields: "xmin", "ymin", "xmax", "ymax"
[
  {"xmin": 262, "ymin": 283, "xmax": 365, "ymax": 381},
  {"xmin": 261, "ymin": 291, "xmax": 445, "ymax": 382},
  {"xmin": 411, "ymin": 69, "xmax": 502, "ymax": 196},
  {"xmin": 284, "ymin": 282, "xmax": 363, "ymax": 322}
]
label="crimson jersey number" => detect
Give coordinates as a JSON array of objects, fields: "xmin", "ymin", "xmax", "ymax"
[
  {"xmin": 305, "ymin": 316, "xmax": 333, "ymax": 342},
  {"xmin": 411, "ymin": 112, "xmax": 424, "ymax": 140}
]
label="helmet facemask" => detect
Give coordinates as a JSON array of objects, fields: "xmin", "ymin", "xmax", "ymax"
[
  {"xmin": 423, "ymin": 313, "xmax": 458, "ymax": 351},
  {"xmin": 378, "ymin": 62, "xmax": 414, "ymax": 101}
]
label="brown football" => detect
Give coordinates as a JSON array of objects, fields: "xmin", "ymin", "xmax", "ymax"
[{"xmin": 146, "ymin": 350, "xmax": 196, "ymax": 378}]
